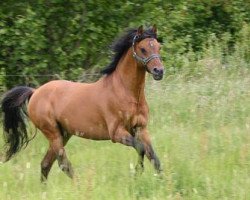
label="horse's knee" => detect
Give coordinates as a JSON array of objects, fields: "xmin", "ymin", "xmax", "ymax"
[
  {"xmin": 110, "ymin": 127, "xmax": 135, "ymax": 145},
  {"xmin": 111, "ymin": 134, "xmax": 130, "ymax": 145}
]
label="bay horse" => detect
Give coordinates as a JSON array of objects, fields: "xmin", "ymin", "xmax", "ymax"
[{"xmin": 1, "ymin": 25, "xmax": 164, "ymax": 182}]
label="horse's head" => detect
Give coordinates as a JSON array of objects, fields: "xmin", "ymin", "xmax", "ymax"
[{"xmin": 132, "ymin": 25, "xmax": 164, "ymax": 80}]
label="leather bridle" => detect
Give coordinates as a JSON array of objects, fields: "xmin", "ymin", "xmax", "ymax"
[{"xmin": 132, "ymin": 35, "xmax": 161, "ymax": 71}]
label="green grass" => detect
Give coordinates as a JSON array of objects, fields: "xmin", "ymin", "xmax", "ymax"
[{"xmin": 0, "ymin": 69, "xmax": 249, "ymax": 200}]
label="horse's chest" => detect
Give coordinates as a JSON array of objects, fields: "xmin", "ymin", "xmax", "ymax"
[
  {"xmin": 131, "ymin": 113, "xmax": 147, "ymax": 127},
  {"xmin": 119, "ymin": 106, "xmax": 148, "ymax": 128}
]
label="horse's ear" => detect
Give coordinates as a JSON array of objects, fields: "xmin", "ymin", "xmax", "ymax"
[
  {"xmin": 152, "ymin": 24, "xmax": 157, "ymax": 35},
  {"xmin": 137, "ymin": 25, "xmax": 144, "ymax": 36}
]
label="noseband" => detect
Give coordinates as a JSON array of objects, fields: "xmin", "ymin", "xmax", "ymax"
[{"xmin": 132, "ymin": 35, "xmax": 161, "ymax": 69}]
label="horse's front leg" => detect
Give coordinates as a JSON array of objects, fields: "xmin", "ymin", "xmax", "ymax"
[
  {"xmin": 137, "ymin": 128, "xmax": 162, "ymax": 173},
  {"xmin": 111, "ymin": 126, "xmax": 145, "ymax": 172}
]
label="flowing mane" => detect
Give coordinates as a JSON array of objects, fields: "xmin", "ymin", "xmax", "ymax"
[{"xmin": 101, "ymin": 27, "xmax": 157, "ymax": 75}]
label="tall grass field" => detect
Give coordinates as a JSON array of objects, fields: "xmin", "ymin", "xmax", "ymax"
[{"xmin": 0, "ymin": 65, "xmax": 249, "ymax": 199}]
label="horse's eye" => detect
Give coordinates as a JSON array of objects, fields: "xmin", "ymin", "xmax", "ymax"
[{"xmin": 140, "ymin": 48, "xmax": 147, "ymax": 54}]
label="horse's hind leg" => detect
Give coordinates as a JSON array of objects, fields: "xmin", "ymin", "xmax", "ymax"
[
  {"xmin": 56, "ymin": 139, "xmax": 74, "ymax": 179},
  {"xmin": 41, "ymin": 128, "xmax": 73, "ymax": 182},
  {"xmin": 41, "ymin": 146, "xmax": 56, "ymax": 182}
]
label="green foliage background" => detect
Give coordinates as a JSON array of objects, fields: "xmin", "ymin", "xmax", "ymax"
[
  {"xmin": 0, "ymin": 0, "xmax": 249, "ymax": 88},
  {"xmin": 0, "ymin": 1, "xmax": 250, "ymax": 199}
]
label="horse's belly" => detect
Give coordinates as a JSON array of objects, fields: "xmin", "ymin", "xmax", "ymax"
[
  {"xmin": 59, "ymin": 114, "xmax": 110, "ymax": 140},
  {"xmin": 73, "ymin": 122, "xmax": 110, "ymax": 140}
]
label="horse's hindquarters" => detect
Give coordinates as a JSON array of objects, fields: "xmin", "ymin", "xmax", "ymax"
[{"xmin": 28, "ymin": 80, "xmax": 111, "ymax": 141}]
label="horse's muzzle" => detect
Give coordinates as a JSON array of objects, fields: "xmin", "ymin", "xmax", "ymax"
[{"xmin": 152, "ymin": 67, "xmax": 164, "ymax": 80}]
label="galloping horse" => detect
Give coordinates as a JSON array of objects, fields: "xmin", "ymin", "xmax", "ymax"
[{"xmin": 1, "ymin": 25, "xmax": 164, "ymax": 182}]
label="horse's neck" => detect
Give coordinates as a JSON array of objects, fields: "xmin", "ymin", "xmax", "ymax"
[{"xmin": 114, "ymin": 48, "xmax": 146, "ymax": 102}]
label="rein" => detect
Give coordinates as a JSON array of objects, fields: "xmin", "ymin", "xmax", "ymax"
[{"xmin": 132, "ymin": 35, "xmax": 161, "ymax": 71}]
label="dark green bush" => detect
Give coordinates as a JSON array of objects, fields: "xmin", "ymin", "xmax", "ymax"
[{"xmin": 0, "ymin": 1, "xmax": 249, "ymax": 88}]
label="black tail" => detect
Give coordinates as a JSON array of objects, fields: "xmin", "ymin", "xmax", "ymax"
[{"xmin": 1, "ymin": 86, "xmax": 34, "ymax": 161}]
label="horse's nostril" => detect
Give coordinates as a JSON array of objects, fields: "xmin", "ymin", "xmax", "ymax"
[
  {"xmin": 153, "ymin": 67, "xmax": 163, "ymax": 75},
  {"xmin": 153, "ymin": 68, "xmax": 159, "ymax": 73}
]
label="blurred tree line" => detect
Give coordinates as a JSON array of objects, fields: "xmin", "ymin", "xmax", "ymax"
[{"xmin": 0, "ymin": 0, "xmax": 249, "ymax": 89}]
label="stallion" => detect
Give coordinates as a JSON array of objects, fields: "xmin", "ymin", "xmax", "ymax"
[{"xmin": 1, "ymin": 25, "xmax": 164, "ymax": 182}]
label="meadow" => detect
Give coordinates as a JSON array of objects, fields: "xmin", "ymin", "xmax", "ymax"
[{"xmin": 0, "ymin": 65, "xmax": 249, "ymax": 200}]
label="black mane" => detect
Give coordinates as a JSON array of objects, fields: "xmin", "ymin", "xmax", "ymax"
[{"xmin": 101, "ymin": 27, "xmax": 157, "ymax": 75}]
